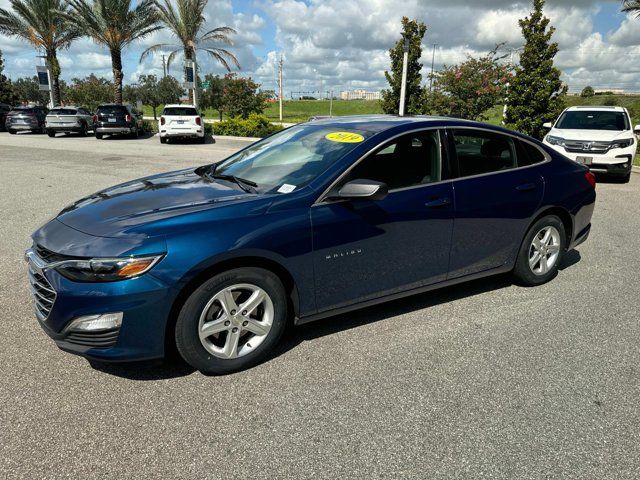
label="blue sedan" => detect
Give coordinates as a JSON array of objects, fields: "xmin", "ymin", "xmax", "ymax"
[{"xmin": 26, "ymin": 116, "xmax": 596, "ymax": 374}]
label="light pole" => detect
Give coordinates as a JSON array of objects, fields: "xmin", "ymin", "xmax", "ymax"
[
  {"xmin": 398, "ymin": 38, "xmax": 409, "ymax": 117},
  {"xmin": 429, "ymin": 43, "xmax": 438, "ymax": 93}
]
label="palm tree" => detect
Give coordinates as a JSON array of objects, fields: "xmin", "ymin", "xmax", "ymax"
[
  {"xmin": 140, "ymin": 0, "xmax": 240, "ymax": 102},
  {"xmin": 0, "ymin": 0, "xmax": 79, "ymax": 105},
  {"xmin": 622, "ymin": 0, "xmax": 640, "ymax": 15},
  {"xmin": 62, "ymin": 0, "xmax": 161, "ymax": 104}
]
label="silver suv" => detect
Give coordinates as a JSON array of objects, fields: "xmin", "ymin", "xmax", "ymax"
[{"xmin": 45, "ymin": 106, "xmax": 94, "ymax": 137}]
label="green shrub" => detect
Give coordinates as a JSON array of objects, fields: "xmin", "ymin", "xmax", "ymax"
[
  {"xmin": 213, "ymin": 114, "xmax": 283, "ymax": 138},
  {"xmin": 203, "ymin": 122, "xmax": 214, "ymax": 136},
  {"xmin": 142, "ymin": 119, "xmax": 158, "ymax": 133},
  {"xmin": 602, "ymin": 96, "xmax": 618, "ymax": 106}
]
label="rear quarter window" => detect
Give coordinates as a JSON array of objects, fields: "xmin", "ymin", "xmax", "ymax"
[{"xmin": 517, "ymin": 140, "xmax": 547, "ymax": 167}]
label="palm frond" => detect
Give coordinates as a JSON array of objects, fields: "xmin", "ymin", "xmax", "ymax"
[
  {"xmin": 199, "ymin": 47, "xmax": 241, "ymax": 71},
  {"xmin": 622, "ymin": 0, "xmax": 640, "ymax": 16},
  {"xmin": 139, "ymin": 42, "xmax": 179, "ymax": 63},
  {"xmin": 165, "ymin": 48, "xmax": 181, "ymax": 72}
]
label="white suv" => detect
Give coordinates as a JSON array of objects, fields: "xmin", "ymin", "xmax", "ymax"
[
  {"xmin": 543, "ymin": 106, "xmax": 638, "ymax": 183},
  {"xmin": 159, "ymin": 104, "xmax": 205, "ymax": 144}
]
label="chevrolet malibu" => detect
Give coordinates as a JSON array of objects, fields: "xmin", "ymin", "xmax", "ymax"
[{"xmin": 26, "ymin": 116, "xmax": 596, "ymax": 374}]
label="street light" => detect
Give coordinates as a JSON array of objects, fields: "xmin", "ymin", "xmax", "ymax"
[{"xmin": 398, "ymin": 38, "xmax": 409, "ymax": 117}]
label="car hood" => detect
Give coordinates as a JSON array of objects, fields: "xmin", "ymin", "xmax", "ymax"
[
  {"xmin": 549, "ymin": 128, "xmax": 632, "ymax": 142},
  {"xmin": 57, "ymin": 168, "xmax": 262, "ymax": 237}
]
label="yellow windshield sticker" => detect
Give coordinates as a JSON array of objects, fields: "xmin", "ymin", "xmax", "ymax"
[{"xmin": 325, "ymin": 132, "xmax": 365, "ymax": 143}]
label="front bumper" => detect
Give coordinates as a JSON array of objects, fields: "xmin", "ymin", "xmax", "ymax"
[
  {"xmin": 545, "ymin": 143, "xmax": 634, "ymax": 176},
  {"xmin": 26, "ymin": 248, "xmax": 175, "ymax": 362}
]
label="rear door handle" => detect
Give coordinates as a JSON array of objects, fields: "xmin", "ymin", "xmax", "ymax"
[
  {"xmin": 516, "ymin": 183, "xmax": 537, "ymax": 192},
  {"xmin": 425, "ymin": 197, "xmax": 451, "ymax": 208}
]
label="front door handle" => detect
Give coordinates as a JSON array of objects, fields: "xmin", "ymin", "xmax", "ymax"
[
  {"xmin": 425, "ymin": 197, "xmax": 451, "ymax": 208},
  {"xmin": 516, "ymin": 183, "xmax": 537, "ymax": 192}
]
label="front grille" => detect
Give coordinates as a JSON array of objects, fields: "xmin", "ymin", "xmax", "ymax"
[
  {"xmin": 564, "ymin": 141, "xmax": 610, "ymax": 154},
  {"xmin": 28, "ymin": 266, "xmax": 56, "ymax": 320},
  {"xmin": 65, "ymin": 328, "xmax": 120, "ymax": 348},
  {"xmin": 35, "ymin": 244, "xmax": 79, "ymax": 263}
]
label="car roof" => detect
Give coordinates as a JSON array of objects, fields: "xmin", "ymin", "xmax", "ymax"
[
  {"xmin": 163, "ymin": 104, "xmax": 196, "ymax": 108},
  {"xmin": 304, "ymin": 114, "xmax": 527, "ymax": 137},
  {"xmin": 48, "ymin": 106, "xmax": 82, "ymax": 110},
  {"xmin": 565, "ymin": 105, "xmax": 626, "ymax": 112}
]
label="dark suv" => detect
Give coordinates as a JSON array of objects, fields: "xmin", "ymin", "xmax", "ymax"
[
  {"xmin": 0, "ymin": 103, "xmax": 11, "ymax": 131},
  {"xmin": 93, "ymin": 104, "xmax": 143, "ymax": 139},
  {"xmin": 5, "ymin": 106, "xmax": 48, "ymax": 134}
]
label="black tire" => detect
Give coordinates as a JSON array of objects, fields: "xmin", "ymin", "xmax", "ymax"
[
  {"xmin": 513, "ymin": 215, "xmax": 566, "ymax": 286},
  {"xmin": 95, "ymin": 132, "xmax": 103, "ymax": 140},
  {"xmin": 621, "ymin": 173, "xmax": 631, "ymax": 184},
  {"xmin": 47, "ymin": 130, "xmax": 56, "ymax": 138},
  {"xmin": 160, "ymin": 136, "xmax": 167, "ymax": 144},
  {"xmin": 80, "ymin": 123, "xmax": 88, "ymax": 136},
  {"xmin": 8, "ymin": 129, "xmax": 16, "ymax": 134},
  {"xmin": 175, "ymin": 267, "xmax": 288, "ymax": 375},
  {"xmin": 130, "ymin": 127, "xmax": 139, "ymax": 139},
  {"xmin": 199, "ymin": 136, "xmax": 206, "ymax": 144}
]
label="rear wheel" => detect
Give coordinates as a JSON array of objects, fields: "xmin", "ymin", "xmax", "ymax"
[
  {"xmin": 514, "ymin": 215, "xmax": 565, "ymax": 286},
  {"xmin": 47, "ymin": 130, "xmax": 56, "ymax": 138},
  {"xmin": 8, "ymin": 129, "xmax": 16, "ymax": 134},
  {"xmin": 175, "ymin": 267, "xmax": 288, "ymax": 375},
  {"xmin": 95, "ymin": 132, "xmax": 103, "ymax": 140},
  {"xmin": 130, "ymin": 127, "xmax": 139, "ymax": 139},
  {"xmin": 160, "ymin": 136, "xmax": 167, "ymax": 144},
  {"xmin": 80, "ymin": 123, "xmax": 88, "ymax": 136},
  {"xmin": 199, "ymin": 136, "xmax": 206, "ymax": 144}
]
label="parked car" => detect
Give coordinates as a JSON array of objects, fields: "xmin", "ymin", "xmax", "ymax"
[
  {"xmin": 26, "ymin": 116, "xmax": 596, "ymax": 374},
  {"xmin": 0, "ymin": 103, "xmax": 11, "ymax": 131},
  {"xmin": 5, "ymin": 106, "xmax": 48, "ymax": 134},
  {"xmin": 543, "ymin": 106, "xmax": 638, "ymax": 183},
  {"xmin": 45, "ymin": 106, "xmax": 94, "ymax": 137},
  {"xmin": 93, "ymin": 104, "xmax": 143, "ymax": 139},
  {"xmin": 159, "ymin": 104, "xmax": 205, "ymax": 143}
]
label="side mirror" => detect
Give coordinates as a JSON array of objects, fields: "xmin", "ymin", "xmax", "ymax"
[
  {"xmin": 634, "ymin": 125, "xmax": 640, "ymax": 135},
  {"xmin": 543, "ymin": 122, "xmax": 553, "ymax": 129},
  {"xmin": 333, "ymin": 179, "xmax": 388, "ymax": 201}
]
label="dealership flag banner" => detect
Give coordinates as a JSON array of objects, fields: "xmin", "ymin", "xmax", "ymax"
[{"xmin": 36, "ymin": 65, "xmax": 50, "ymax": 91}]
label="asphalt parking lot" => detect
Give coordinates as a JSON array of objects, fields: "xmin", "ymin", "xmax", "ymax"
[{"xmin": 1, "ymin": 131, "xmax": 639, "ymax": 479}]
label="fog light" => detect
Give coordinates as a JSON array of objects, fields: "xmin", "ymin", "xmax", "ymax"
[{"xmin": 67, "ymin": 312, "xmax": 123, "ymax": 332}]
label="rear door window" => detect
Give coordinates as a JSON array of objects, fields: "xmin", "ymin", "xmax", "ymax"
[
  {"xmin": 163, "ymin": 107, "xmax": 198, "ymax": 116},
  {"xmin": 450, "ymin": 129, "xmax": 517, "ymax": 178}
]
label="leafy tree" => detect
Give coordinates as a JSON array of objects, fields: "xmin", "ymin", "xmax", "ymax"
[
  {"xmin": 0, "ymin": 50, "xmax": 14, "ymax": 104},
  {"xmin": 622, "ymin": 1, "xmax": 640, "ymax": 16},
  {"xmin": 12, "ymin": 76, "xmax": 52, "ymax": 105},
  {"xmin": 381, "ymin": 17, "xmax": 427, "ymax": 115},
  {"xmin": 221, "ymin": 74, "xmax": 267, "ymax": 118},
  {"xmin": 140, "ymin": 0, "xmax": 240, "ymax": 104},
  {"xmin": 137, "ymin": 74, "xmax": 184, "ymax": 118},
  {"xmin": 62, "ymin": 0, "xmax": 161, "ymax": 104},
  {"xmin": 505, "ymin": 0, "xmax": 566, "ymax": 139},
  {"xmin": 427, "ymin": 47, "xmax": 512, "ymax": 120},
  {"xmin": 64, "ymin": 74, "xmax": 113, "ymax": 111},
  {"xmin": 0, "ymin": 0, "xmax": 80, "ymax": 105},
  {"xmin": 580, "ymin": 86, "xmax": 595, "ymax": 97},
  {"xmin": 200, "ymin": 74, "xmax": 225, "ymax": 119}
]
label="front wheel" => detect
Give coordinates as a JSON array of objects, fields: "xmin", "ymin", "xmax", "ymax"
[
  {"xmin": 513, "ymin": 215, "xmax": 565, "ymax": 286},
  {"xmin": 8, "ymin": 129, "xmax": 16, "ymax": 134},
  {"xmin": 175, "ymin": 267, "xmax": 288, "ymax": 375},
  {"xmin": 95, "ymin": 132, "xmax": 103, "ymax": 140},
  {"xmin": 47, "ymin": 130, "xmax": 56, "ymax": 138}
]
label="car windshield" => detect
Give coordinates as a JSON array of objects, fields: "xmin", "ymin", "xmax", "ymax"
[
  {"xmin": 213, "ymin": 125, "xmax": 371, "ymax": 194},
  {"xmin": 556, "ymin": 110, "xmax": 629, "ymax": 131},
  {"xmin": 163, "ymin": 107, "xmax": 198, "ymax": 116},
  {"xmin": 49, "ymin": 108, "xmax": 77, "ymax": 115}
]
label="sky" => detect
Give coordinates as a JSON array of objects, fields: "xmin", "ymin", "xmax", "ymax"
[{"xmin": 2, "ymin": 0, "xmax": 640, "ymax": 95}]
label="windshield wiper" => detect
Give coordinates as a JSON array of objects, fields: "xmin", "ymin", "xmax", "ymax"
[{"xmin": 195, "ymin": 164, "xmax": 258, "ymax": 193}]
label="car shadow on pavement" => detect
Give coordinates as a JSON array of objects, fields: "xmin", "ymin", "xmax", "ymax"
[{"xmin": 89, "ymin": 250, "xmax": 582, "ymax": 380}]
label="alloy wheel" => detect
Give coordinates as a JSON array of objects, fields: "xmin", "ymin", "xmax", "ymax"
[
  {"xmin": 198, "ymin": 283, "xmax": 274, "ymax": 359},
  {"xmin": 528, "ymin": 226, "xmax": 561, "ymax": 275}
]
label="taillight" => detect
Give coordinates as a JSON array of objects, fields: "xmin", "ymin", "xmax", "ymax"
[
  {"xmin": 160, "ymin": 116, "xmax": 165, "ymax": 125},
  {"xmin": 92, "ymin": 114, "xmax": 97, "ymax": 123},
  {"xmin": 125, "ymin": 114, "xmax": 132, "ymax": 122},
  {"xmin": 585, "ymin": 171, "xmax": 596, "ymax": 189},
  {"xmin": 195, "ymin": 116, "xmax": 201, "ymax": 126}
]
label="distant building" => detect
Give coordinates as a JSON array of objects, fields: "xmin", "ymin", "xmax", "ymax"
[
  {"xmin": 594, "ymin": 88, "xmax": 626, "ymax": 95},
  {"xmin": 340, "ymin": 89, "xmax": 381, "ymax": 101}
]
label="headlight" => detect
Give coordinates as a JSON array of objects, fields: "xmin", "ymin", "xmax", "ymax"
[
  {"xmin": 54, "ymin": 255, "xmax": 163, "ymax": 282},
  {"xmin": 546, "ymin": 135, "xmax": 565, "ymax": 146},
  {"xmin": 610, "ymin": 138, "xmax": 634, "ymax": 149}
]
